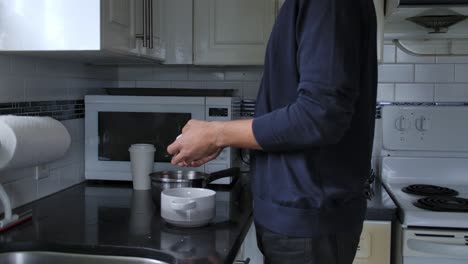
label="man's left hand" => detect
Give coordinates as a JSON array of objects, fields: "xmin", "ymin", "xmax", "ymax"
[{"xmin": 167, "ymin": 120, "xmax": 224, "ymax": 167}]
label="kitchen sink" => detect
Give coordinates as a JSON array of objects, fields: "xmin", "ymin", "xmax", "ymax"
[{"xmin": 0, "ymin": 251, "xmax": 170, "ymax": 264}]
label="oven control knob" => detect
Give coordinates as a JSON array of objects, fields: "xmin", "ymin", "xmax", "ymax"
[
  {"xmin": 395, "ymin": 116, "xmax": 410, "ymax": 131},
  {"xmin": 415, "ymin": 116, "xmax": 430, "ymax": 132}
]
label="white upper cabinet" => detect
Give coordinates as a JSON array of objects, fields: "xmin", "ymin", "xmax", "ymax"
[
  {"xmin": 101, "ymin": 0, "xmax": 136, "ymax": 53},
  {"xmin": 193, "ymin": 0, "xmax": 276, "ymax": 65},
  {"xmin": 0, "ymin": 0, "xmax": 164, "ymax": 63},
  {"xmin": 133, "ymin": 0, "xmax": 166, "ymax": 60},
  {"xmin": 163, "ymin": 0, "xmax": 193, "ymax": 64}
]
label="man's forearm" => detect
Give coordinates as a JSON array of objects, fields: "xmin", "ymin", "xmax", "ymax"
[{"xmin": 216, "ymin": 119, "xmax": 262, "ymax": 150}]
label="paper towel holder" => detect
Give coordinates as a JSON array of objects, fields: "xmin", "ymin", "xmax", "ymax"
[{"xmin": 0, "ymin": 183, "xmax": 19, "ymax": 228}]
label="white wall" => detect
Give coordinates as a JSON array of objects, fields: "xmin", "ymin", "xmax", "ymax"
[
  {"xmin": 116, "ymin": 65, "xmax": 263, "ymax": 99},
  {"xmin": 372, "ymin": 43, "xmax": 468, "ymax": 171},
  {"xmin": 0, "ymin": 54, "xmax": 117, "ymax": 213},
  {"xmin": 4, "ymin": 42, "xmax": 466, "ymax": 212}
]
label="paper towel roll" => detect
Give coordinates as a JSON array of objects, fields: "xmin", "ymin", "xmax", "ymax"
[{"xmin": 0, "ymin": 116, "xmax": 71, "ymax": 171}]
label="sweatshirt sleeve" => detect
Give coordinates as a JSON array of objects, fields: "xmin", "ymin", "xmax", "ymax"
[{"xmin": 252, "ymin": 0, "xmax": 365, "ymax": 152}]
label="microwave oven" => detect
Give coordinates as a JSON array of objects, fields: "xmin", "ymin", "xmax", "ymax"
[{"xmin": 85, "ymin": 95, "xmax": 240, "ymax": 183}]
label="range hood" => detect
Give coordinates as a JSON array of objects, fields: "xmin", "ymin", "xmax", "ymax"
[{"xmin": 385, "ymin": 0, "xmax": 468, "ymax": 55}]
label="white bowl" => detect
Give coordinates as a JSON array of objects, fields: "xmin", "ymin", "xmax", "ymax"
[{"xmin": 161, "ymin": 188, "xmax": 216, "ymax": 228}]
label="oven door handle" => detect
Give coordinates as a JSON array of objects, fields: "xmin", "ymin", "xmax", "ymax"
[{"xmin": 408, "ymin": 239, "xmax": 468, "ymax": 258}]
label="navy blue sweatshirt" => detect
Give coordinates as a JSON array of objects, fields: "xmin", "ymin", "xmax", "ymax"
[{"xmin": 252, "ymin": 0, "xmax": 377, "ymax": 237}]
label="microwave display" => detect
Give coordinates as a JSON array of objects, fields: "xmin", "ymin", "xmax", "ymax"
[{"xmin": 98, "ymin": 112, "xmax": 191, "ymax": 162}]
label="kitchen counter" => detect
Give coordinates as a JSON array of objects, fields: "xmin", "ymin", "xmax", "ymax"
[
  {"xmin": 0, "ymin": 178, "xmax": 253, "ymax": 264},
  {"xmin": 0, "ymin": 173, "xmax": 396, "ymax": 264},
  {"xmin": 365, "ymin": 177, "xmax": 397, "ymax": 222}
]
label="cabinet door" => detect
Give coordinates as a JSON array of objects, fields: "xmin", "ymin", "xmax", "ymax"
[
  {"xmin": 101, "ymin": 0, "xmax": 136, "ymax": 52},
  {"xmin": 194, "ymin": 0, "xmax": 276, "ymax": 65},
  {"xmin": 134, "ymin": 0, "xmax": 166, "ymax": 60},
  {"xmin": 162, "ymin": 0, "xmax": 193, "ymax": 64},
  {"xmin": 235, "ymin": 223, "xmax": 264, "ymax": 263},
  {"xmin": 374, "ymin": 0, "xmax": 385, "ymax": 63}
]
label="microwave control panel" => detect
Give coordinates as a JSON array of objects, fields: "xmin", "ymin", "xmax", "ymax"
[
  {"xmin": 205, "ymin": 97, "xmax": 241, "ymax": 184},
  {"xmin": 209, "ymin": 108, "xmax": 229, "ymax": 117}
]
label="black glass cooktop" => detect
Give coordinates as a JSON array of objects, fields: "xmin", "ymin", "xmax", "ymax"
[
  {"xmin": 414, "ymin": 196, "xmax": 468, "ymax": 212},
  {"xmin": 402, "ymin": 184, "xmax": 459, "ymax": 197}
]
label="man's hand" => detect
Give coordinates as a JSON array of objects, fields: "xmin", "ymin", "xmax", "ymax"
[{"xmin": 167, "ymin": 120, "xmax": 224, "ymax": 167}]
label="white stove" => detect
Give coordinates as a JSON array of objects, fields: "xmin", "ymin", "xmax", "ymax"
[{"xmin": 380, "ymin": 105, "xmax": 468, "ymax": 264}]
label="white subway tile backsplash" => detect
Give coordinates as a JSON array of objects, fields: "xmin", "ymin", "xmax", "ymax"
[
  {"xmin": 170, "ymin": 81, "xmax": 206, "ymax": 89},
  {"xmin": 10, "ymin": 56, "xmax": 36, "ymax": 75},
  {"xmin": 436, "ymin": 56, "xmax": 468, "ymax": 64},
  {"xmin": 37, "ymin": 60, "xmax": 86, "ymax": 78},
  {"xmin": 204, "ymin": 81, "xmax": 243, "ymax": 96},
  {"xmin": 374, "ymin": 119, "xmax": 383, "ymax": 139},
  {"xmin": 0, "ymin": 54, "xmax": 10, "ymax": 72},
  {"xmin": 135, "ymin": 81, "xmax": 171, "ymax": 88},
  {"xmin": 225, "ymin": 67, "xmax": 263, "ymax": 81},
  {"xmin": 0, "ymin": 76, "xmax": 25, "ymax": 103},
  {"xmin": 0, "ymin": 55, "xmax": 99, "ymax": 212},
  {"xmin": 153, "ymin": 66, "xmax": 188, "ymax": 81},
  {"xmin": 377, "ymin": 84, "xmax": 395, "ymax": 102},
  {"xmin": 25, "ymin": 78, "xmax": 68, "ymax": 101},
  {"xmin": 454, "ymin": 65, "xmax": 468, "ymax": 83},
  {"xmin": 415, "ymin": 64, "xmax": 454, "ymax": 83},
  {"xmin": 395, "ymin": 84, "xmax": 434, "ymax": 102},
  {"xmin": 4, "ymin": 176, "xmax": 37, "ymax": 208},
  {"xmin": 188, "ymin": 67, "xmax": 225, "ymax": 81},
  {"xmin": 243, "ymin": 81, "xmax": 261, "ymax": 99},
  {"xmin": 75, "ymin": 119, "xmax": 84, "ymax": 142},
  {"xmin": 204, "ymin": 81, "xmax": 243, "ymax": 90},
  {"xmin": 0, "ymin": 167, "xmax": 36, "ymax": 185},
  {"xmin": 383, "ymin": 45, "xmax": 396, "ymax": 63},
  {"xmin": 378, "ymin": 64, "xmax": 414, "ymax": 83},
  {"xmin": 372, "ymin": 138, "xmax": 383, "ymax": 157},
  {"xmin": 118, "ymin": 66, "xmax": 153, "ymax": 81},
  {"xmin": 86, "ymin": 66, "xmax": 118, "ymax": 80},
  {"xmin": 113, "ymin": 81, "xmax": 136, "ymax": 88},
  {"xmin": 397, "ymin": 48, "xmax": 435, "ymax": 64},
  {"xmin": 37, "ymin": 171, "xmax": 61, "ymax": 199},
  {"xmin": 435, "ymin": 84, "xmax": 468, "ymax": 102},
  {"xmin": 60, "ymin": 165, "xmax": 81, "ymax": 189}
]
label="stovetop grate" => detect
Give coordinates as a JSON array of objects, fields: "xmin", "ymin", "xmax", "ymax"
[{"xmin": 402, "ymin": 184, "xmax": 459, "ymax": 197}]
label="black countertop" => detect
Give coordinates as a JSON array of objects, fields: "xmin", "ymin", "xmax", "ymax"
[
  {"xmin": 0, "ymin": 178, "xmax": 253, "ymax": 264},
  {"xmin": 0, "ymin": 174, "xmax": 396, "ymax": 263},
  {"xmin": 365, "ymin": 177, "xmax": 397, "ymax": 221}
]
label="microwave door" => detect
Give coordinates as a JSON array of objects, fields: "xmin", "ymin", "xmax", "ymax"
[
  {"xmin": 98, "ymin": 112, "xmax": 191, "ymax": 163},
  {"xmin": 85, "ymin": 96, "xmax": 206, "ymax": 181}
]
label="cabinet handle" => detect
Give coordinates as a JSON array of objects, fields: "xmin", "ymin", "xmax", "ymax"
[
  {"xmin": 148, "ymin": 0, "xmax": 153, "ymax": 48},
  {"xmin": 144, "ymin": 0, "xmax": 148, "ymax": 47},
  {"xmin": 234, "ymin": 258, "xmax": 251, "ymax": 264},
  {"xmin": 136, "ymin": 0, "xmax": 148, "ymax": 47}
]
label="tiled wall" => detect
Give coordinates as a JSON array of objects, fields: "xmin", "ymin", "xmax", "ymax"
[
  {"xmin": 372, "ymin": 43, "xmax": 468, "ymax": 172},
  {"xmin": 0, "ymin": 54, "xmax": 117, "ymax": 213},
  {"xmin": 115, "ymin": 65, "xmax": 263, "ymax": 99},
  {"xmin": 4, "ymin": 43, "xmax": 466, "ymax": 212}
]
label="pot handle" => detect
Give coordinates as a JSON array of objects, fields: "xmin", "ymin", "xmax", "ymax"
[
  {"xmin": 171, "ymin": 200, "xmax": 196, "ymax": 211},
  {"xmin": 205, "ymin": 167, "xmax": 240, "ymax": 184}
]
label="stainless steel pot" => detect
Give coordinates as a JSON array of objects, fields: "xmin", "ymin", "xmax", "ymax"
[{"xmin": 149, "ymin": 167, "xmax": 239, "ymax": 205}]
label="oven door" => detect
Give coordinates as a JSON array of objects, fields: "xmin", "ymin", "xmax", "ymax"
[
  {"xmin": 85, "ymin": 96, "xmax": 206, "ymax": 181},
  {"xmin": 403, "ymin": 228, "xmax": 468, "ymax": 264}
]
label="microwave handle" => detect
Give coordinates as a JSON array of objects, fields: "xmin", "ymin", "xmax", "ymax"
[{"xmin": 407, "ymin": 239, "xmax": 468, "ymax": 258}]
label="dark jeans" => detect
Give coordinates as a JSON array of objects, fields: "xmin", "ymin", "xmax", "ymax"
[{"xmin": 255, "ymin": 223, "xmax": 362, "ymax": 264}]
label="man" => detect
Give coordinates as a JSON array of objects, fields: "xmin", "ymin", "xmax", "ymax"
[{"xmin": 167, "ymin": 0, "xmax": 377, "ymax": 263}]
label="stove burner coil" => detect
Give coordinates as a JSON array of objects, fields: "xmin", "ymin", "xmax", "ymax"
[
  {"xmin": 402, "ymin": 184, "xmax": 459, "ymax": 197},
  {"xmin": 414, "ymin": 196, "xmax": 468, "ymax": 212}
]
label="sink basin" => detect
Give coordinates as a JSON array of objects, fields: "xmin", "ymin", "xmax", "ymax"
[{"xmin": 0, "ymin": 251, "xmax": 170, "ymax": 264}]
